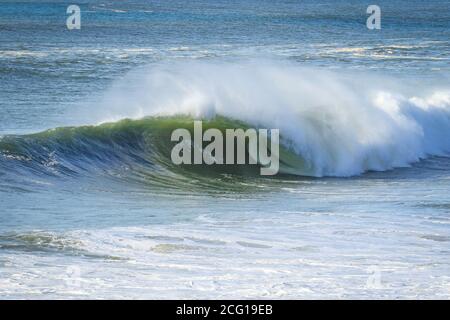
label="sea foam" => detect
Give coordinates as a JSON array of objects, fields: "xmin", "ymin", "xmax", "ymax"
[{"xmin": 93, "ymin": 60, "xmax": 450, "ymax": 177}]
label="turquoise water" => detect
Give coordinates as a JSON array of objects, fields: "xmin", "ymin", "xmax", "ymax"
[{"xmin": 0, "ymin": 0, "xmax": 450, "ymax": 299}]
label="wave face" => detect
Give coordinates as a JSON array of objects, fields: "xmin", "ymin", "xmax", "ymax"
[
  {"xmin": 2, "ymin": 61, "xmax": 450, "ymax": 182},
  {"xmin": 0, "ymin": 117, "xmax": 298, "ymax": 193}
]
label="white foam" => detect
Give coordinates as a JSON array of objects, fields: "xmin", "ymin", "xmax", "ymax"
[
  {"xmin": 0, "ymin": 50, "xmax": 48, "ymax": 58},
  {"xmin": 92, "ymin": 60, "xmax": 450, "ymax": 177}
]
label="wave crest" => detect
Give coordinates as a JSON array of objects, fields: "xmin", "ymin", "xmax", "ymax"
[
  {"xmin": 91, "ymin": 61, "xmax": 450, "ymax": 176},
  {"xmin": 2, "ymin": 61, "xmax": 450, "ymax": 180}
]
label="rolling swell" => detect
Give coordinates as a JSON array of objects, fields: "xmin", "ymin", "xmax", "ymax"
[{"xmin": 0, "ymin": 116, "xmax": 302, "ymax": 191}]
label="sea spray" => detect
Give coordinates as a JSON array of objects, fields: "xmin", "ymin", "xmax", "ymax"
[{"xmin": 90, "ymin": 60, "xmax": 450, "ymax": 176}]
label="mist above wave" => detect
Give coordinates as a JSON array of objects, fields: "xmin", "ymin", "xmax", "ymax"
[{"xmin": 85, "ymin": 60, "xmax": 450, "ymax": 177}]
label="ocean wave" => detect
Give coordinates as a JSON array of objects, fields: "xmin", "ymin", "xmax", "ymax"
[
  {"xmin": 0, "ymin": 231, "xmax": 82, "ymax": 253},
  {"xmin": 1, "ymin": 61, "xmax": 450, "ymax": 182},
  {"xmin": 92, "ymin": 61, "xmax": 450, "ymax": 177},
  {"xmin": 0, "ymin": 231, "xmax": 124, "ymax": 260},
  {"xmin": 0, "ymin": 50, "xmax": 48, "ymax": 58},
  {"xmin": 0, "ymin": 116, "xmax": 296, "ymax": 194},
  {"xmin": 323, "ymin": 43, "xmax": 450, "ymax": 61}
]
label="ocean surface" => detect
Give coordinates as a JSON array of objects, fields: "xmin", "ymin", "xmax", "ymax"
[{"xmin": 1, "ymin": 0, "xmax": 450, "ymax": 299}]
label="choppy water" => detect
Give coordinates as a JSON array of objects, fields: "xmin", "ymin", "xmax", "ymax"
[{"xmin": 1, "ymin": 0, "xmax": 450, "ymax": 299}]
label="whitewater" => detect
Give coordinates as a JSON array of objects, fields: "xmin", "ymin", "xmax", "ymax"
[{"xmin": 73, "ymin": 61, "xmax": 450, "ymax": 177}]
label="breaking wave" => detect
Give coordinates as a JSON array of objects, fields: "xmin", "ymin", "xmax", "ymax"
[{"xmin": 1, "ymin": 60, "xmax": 450, "ymax": 185}]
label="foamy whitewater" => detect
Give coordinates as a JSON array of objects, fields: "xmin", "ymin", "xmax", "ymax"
[
  {"xmin": 1, "ymin": 0, "xmax": 450, "ymax": 299},
  {"xmin": 93, "ymin": 61, "xmax": 450, "ymax": 177}
]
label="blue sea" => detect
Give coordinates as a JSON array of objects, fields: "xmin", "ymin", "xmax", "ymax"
[{"xmin": 1, "ymin": 0, "xmax": 450, "ymax": 299}]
